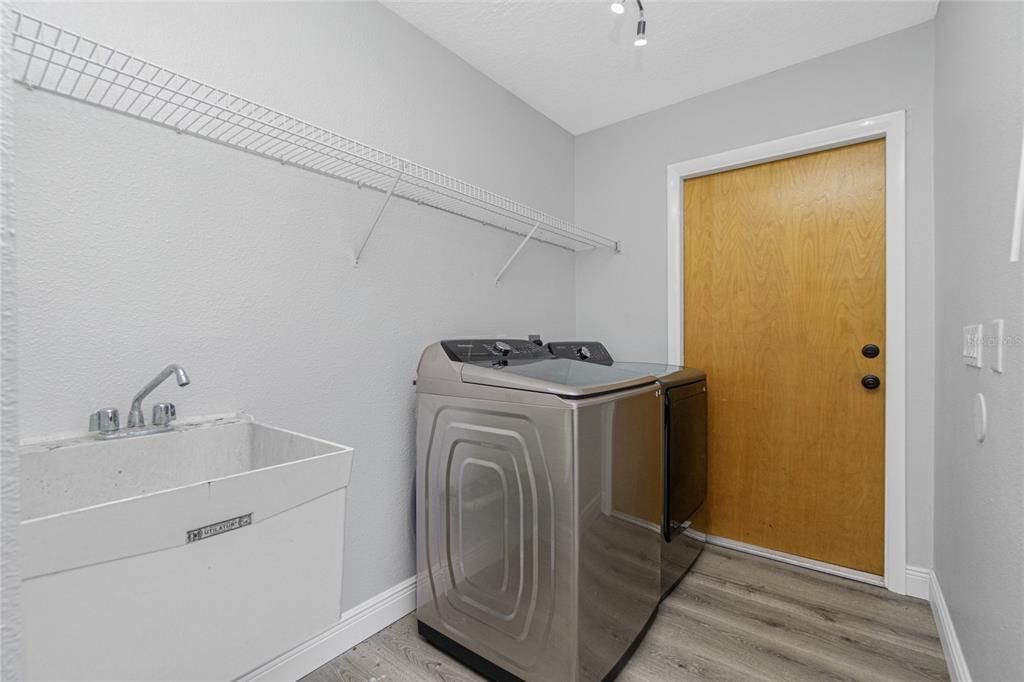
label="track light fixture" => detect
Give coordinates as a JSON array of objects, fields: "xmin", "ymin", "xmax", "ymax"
[{"xmin": 611, "ymin": 0, "xmax": 647, "ymax": 47}]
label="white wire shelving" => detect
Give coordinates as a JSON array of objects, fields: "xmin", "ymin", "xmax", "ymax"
[{"xmin": 9, "ymin": 11, "xmax": 620, "ymax": 280}]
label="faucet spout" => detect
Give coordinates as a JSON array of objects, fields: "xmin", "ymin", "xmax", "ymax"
[
  {"xmin": 127, "ymin": 364, "xmax": 190, "ymax": 427},
  {"xmin": 171, "ymin": 366, "xmax": 190, "ymax": 387}
]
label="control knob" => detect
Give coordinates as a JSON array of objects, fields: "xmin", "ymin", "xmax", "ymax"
[
  {"xmin": 493, "ymin": 341, "xmax": 513, "ymax": 356},
  {"xmin": 576, "ymin": 346, "xmax": 592, "ymax": 361}
]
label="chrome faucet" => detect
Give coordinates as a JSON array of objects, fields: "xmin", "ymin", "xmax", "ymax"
[{"xmin": 126, "ymin": 364, "xmax": 190, "ymax": 428}]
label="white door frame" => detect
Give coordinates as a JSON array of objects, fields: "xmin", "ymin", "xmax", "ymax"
[{"xmin": 665, "ymin": 111, "xmax": 908, "ymax": 594}]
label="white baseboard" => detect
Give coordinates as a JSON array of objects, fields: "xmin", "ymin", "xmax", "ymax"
[
  {"xmin": 905, "ymin": 565, "xmax": 931, "ymax": 600},
  {"xmin": 702, "ymin": 534, "xmax": 886, "ymax": 587},
  {"xmin": 239, "ymin": 576, "xmax": 417, "ymax": 682},
  {"xmin": 929, "ymin": 571, "xmax": 972, "ymax": 682}
]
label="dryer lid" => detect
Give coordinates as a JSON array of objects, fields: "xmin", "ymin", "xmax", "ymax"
[{"xmin": 460, "ymin": 357, "xmax": 657, "ymax": 398}]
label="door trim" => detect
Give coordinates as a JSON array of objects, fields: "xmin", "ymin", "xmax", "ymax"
[{"xmin": 664, "ymin": 111, "xmax": 907, "ymax": 594}]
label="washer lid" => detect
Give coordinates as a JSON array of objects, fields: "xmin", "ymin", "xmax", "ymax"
[
  {"xmin": 609, "ymin": 362, "xmax": 706, "ymax": 387},
  {"xmin": 460, "ymin": 357, "xmax": 657, "ymax": 398}
]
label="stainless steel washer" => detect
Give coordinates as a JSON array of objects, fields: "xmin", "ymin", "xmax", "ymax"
[
  {"xmin": 415, "ymin": 339, "xmax": 664, "ymax": 681},
  {"xmin": 547, "ymin": 342, "xmax": 708, "ymax": 598}
]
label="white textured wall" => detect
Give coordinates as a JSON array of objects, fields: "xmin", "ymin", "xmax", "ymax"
[
  {"xmin": 14, "ymin": 2, "xmax": 576, "ymax": 610},
  {"xmin": 933, "ymin": 2, "xmax": 1024, "ymax": 679},
  {"xmin": 573, "ymin": 24, "xmax": 937, "ymax": 570},
  {"xmin": 2, "ymin": 6, "xmax": 23, "ymax": 678}
]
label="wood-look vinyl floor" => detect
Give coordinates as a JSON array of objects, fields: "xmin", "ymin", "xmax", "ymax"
[{"xmin": 302, "ymin": 546, "xmax": 948, "ymax": 682}]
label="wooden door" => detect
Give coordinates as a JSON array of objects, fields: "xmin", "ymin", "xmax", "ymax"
[{"xmin": 683, "ymin": 139, "xmax": 886, "ymax": 575}]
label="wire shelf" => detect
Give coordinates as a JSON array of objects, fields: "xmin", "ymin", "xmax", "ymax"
[{"xmin": 9, "ymin": 11, "xmax": 620, "ymax": 255}]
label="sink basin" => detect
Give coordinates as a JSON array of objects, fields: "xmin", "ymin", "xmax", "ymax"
[{"xmin": 19, "ymin": 414, "xmax": 354, "ymax": 681}]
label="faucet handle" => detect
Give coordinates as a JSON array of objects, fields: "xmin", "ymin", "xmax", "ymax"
[
  {"xmin": 89, "ymin": 408, "xmax": 120, "ymax": 434},
  {"xmin": 152, "ymin": 402, "xmax": 177, "ymax": 427}
]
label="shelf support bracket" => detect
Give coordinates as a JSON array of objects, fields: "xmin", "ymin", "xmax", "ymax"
[
  {"xmin": 353, "ymin": 173, "xmax": 402, "ymax": 266},
  {"xmin": 495, "ymin": 221, "xmax": 541, "ymax": 285}
]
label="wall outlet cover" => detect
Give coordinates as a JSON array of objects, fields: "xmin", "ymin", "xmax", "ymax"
[{"xmin": 962, "ymin": 324, "xmax": 983, "ymax": 368}]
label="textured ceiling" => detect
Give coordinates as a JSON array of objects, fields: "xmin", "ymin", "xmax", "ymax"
[{"xmin": 384, "ymin": 1, "xmax": 938, "ymax": 134}]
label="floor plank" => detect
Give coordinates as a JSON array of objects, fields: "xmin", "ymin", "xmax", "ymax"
[{"xmin": 302, "ymin": 546, "xmax": 948, "ymax": 681}]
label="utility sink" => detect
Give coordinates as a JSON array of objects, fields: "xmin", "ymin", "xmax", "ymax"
[{"xmin": 18, "ymin": 414, "xmax": 354, "ymax": 681}]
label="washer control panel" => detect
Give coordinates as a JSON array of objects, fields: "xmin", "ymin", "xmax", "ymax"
[
  {"xmin": 546, "ymin": 341, "xmax": 614, "ymax": 366},
  {"xmin": 441, "ymin": 339, "xmax": 550, "ymax": 363}
]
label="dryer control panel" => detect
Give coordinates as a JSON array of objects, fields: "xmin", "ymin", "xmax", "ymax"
[
  {"xmin": 441, "ymin": 339, "xmax": 550, "ymax": 363},
  {"xmin": 546, "ymin": 341, "xmax": 614, "ymax": 366}
]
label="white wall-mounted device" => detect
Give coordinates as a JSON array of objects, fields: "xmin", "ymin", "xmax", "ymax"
[
  {"xmin": 962, "ymin": 324, "xmax": 984, "ymax": 368},
  {"xmin": 1011, "ymin": 123, "xmax": 1023, "ymax": 263},
  {"xmin": 990, "ymin": 319, "xmax": 1005, "ymax": 373},
  {"xmin": 974, "ymin": 392, "xmax": 988, "ymax": 442}
]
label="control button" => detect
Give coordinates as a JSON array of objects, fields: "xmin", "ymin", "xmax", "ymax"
[
  {"xmin": 576, "ymin": 346, "xmax": 592, "ymax": 361},
  {"xmin": 493, "ymin": 341, "xmax": 513, "ymax": 356}
]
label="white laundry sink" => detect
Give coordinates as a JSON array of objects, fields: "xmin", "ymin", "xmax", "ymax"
[{"xmin": 19, "ymin": 415, "xmax": 354, "ymax": 681}]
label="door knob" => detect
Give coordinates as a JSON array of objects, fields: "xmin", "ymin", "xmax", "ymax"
[
  {"xmin": 862, "ymin": 344, "xmax": 880, "ymax": 358},
  {"xmin": 861, "ymin": 374, "xmax": 881, "ymax": 390}
]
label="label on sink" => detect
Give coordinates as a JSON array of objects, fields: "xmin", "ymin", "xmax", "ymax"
[{"xmin": 186, "ymin": 513, "xmax": 252, "ymax": 543}]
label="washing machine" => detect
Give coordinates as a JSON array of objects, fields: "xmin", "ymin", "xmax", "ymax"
[
  {"xmin": 415, "ymin": 339, "xmax": 666, "ymax": 681},
  {"xmin": 547, "ymin": 341, "xmax": 708, "ymax": 598}
]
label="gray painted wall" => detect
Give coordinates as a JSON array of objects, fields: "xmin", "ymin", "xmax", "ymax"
[
  {"xmin": 573, "ymin": 24, "xmax": 937, "ymax": 570},
  {"xmin": 933, "ymin": 2, "xmax": 1024, "ymax": 679},
  {"xmin": 13, "ymin": 2, "xmax": 576, "ymax": 612}
]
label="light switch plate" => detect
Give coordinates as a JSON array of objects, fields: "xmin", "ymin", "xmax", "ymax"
[
  {"xmin": 991, "ymin": 319, "xmax": 1004, "ymax": 373},
  {"xmin": 963, "ymin": 324, "xmax": 983, "ymax": 368}
]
